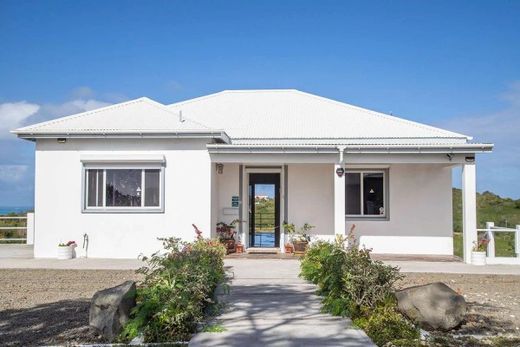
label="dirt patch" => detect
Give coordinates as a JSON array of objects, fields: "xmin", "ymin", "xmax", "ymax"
[
  {"xmin": 0, "ymin": 269, "xmax": 142, "ymax": 346},
  {"xmin": 399, "ymin": 273, "xmax": 520, "ymax": 345}
]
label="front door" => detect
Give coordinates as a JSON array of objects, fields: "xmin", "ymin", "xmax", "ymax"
[{"xmin": 248, "ymin": 173, "xmax": 280, "ymax": 248}]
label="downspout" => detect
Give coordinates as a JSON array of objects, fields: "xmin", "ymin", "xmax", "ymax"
[{"xmin": 337, "ymin": 145, "xmax": 347, "ymax": 164}]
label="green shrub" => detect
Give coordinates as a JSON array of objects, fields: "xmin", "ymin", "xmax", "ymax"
[
  {"xmin": 300, "ymin": 237, "xmax": 417, "ymax": 346},
  {"xmin": 120, "ymin": 237, "xmax": 226, "ymax": 343},
  {"xmin": 300, "ymin": 240, "xmax": 334, "ymax": 284},
  {"xmin": 355, "ymin": 299, "xmax": 419, "ymax": 346}
]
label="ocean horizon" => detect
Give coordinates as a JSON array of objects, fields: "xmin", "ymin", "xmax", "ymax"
[{"xmin": 0, "ymin": 207, "xmax": 34, "ymax": 215}]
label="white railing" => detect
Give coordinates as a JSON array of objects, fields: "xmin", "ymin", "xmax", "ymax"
[
  {"xmin": 477, "ymin": 222, "xmax": 520, "ymax": 265},
  {"xmin": 0, "ymin": 213, "xmax": 34, "ymax": 244}
]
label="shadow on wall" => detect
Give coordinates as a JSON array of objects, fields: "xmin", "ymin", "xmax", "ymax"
[{"xmin": 0, "ymin": 299, "xmax": 105, "ymax": 346}]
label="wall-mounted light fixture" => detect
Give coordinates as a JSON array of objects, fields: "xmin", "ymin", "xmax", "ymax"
[
  {"xmin": 446, "ymin": 153, "xmax": 453, "ymax": 161},
  {"xmin": 336, "ymin": 167, "xmax": 345, "ymax": 177},
  {"xmin": 57, "ymin": 138, "xmax": 67, "ymax": 144},
  {"xmin": 216, "ymin": 163, "xmax": 224, "ymax": 174}
]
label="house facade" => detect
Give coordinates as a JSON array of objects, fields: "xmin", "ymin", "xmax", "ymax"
[{"xmin": 13, "ymin": 90, "xmax": 493, "ymax": 262}]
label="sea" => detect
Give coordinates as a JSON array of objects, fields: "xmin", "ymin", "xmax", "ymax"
[{"xmin": 0, "ymin": 206, "xmax": 34, "ymax": 216}]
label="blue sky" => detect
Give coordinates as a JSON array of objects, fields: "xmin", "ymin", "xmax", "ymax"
[{"xmin": 0, "ymin": 0, "xmax": 519, "ymax": 206}]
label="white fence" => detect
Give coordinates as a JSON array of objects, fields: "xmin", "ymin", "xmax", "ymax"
[
  {"xmin": 0, "ymin": 213, "xmax": 34, "ymax": 244},
  {"xmin": 477, "ymin": 222, "xmax": 520, "ymax": 265}
]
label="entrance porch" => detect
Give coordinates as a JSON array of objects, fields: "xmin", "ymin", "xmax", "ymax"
[{"xmin": 209, "ymin": 155, "xmax": 480, "ymax": 262}]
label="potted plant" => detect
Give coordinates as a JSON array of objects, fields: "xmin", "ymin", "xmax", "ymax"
[
  {"xmin": 284, "ymin": 222, "xmax": 314, "ymax": 254},
  {"xmin": 216, "ymin": 220, "xmax": 238, "ymax": 254},
  {"xmin": 471, "ymin": 236, "xmax": 488, "ymax": 266},
  {"xmin": 283, "ymin": 223, "xmax": 296, "ymax": 254},
  {"xmin": 57, "ymin": 240, "xmax": 77, "ymax": 260}
]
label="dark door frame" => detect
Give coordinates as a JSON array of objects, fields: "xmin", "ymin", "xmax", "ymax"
[{"xmin": 248, "ymin": 173, "xmax": 281, "ymax": 248}]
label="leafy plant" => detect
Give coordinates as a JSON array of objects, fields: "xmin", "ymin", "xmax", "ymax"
[
  {"xmin": 354, "ymin": 298, "xmax": 419, "ymax": 346},
  {"xmin": 283, "ymin": 222, "xmax": 314, "ymax": 243},
  {"xmin": 120, "ymin": 236, "xmax": 226, "ymax": 343},
  {"xmin": 472, "ymin": 236, "xmax": 489, "ymax": 252},
  {"xmin": 300, "ymin": 236, "xmax": 418, "ymax": 346}
]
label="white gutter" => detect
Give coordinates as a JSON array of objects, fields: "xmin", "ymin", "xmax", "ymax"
[
  {"xmin": 207, "ymin": 143, "xmax": 494, "ymax": 154},
  {"xmin": 14, "ymin": 130, "xmax": 231, "ymax": 143}
]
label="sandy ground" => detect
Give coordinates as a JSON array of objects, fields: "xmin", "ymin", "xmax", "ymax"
[
  {"xmin": 0, "ymin": 269, "xmax": 142, "ymax": 346},
  {"xmin": 1, "ymin": 269, "xmax": 520, "ymax": 346},
  {"xmin": 399, "ymin": 273, "xmax": 520, "ymax": 343}
]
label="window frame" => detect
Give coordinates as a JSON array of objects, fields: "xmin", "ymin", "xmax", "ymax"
[
  {"xmin": 81, "ymin": 164, "xmax": 165, "ymax": 213},
  {"xmin": 345, "ymin": 169, "xmax": 389, "ymax": 220}
]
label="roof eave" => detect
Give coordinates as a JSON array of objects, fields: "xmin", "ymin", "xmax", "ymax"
[
  {"xmin": 14, "ymin": 130, "xmax": 231, "ymax": 143},
  {"xmin": 207, "ymin": 143, "xmax": 494, "ymax": 154}
]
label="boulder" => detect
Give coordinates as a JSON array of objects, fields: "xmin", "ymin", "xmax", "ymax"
[
  {"xmin": 89, "ymin": 280, "xmax": 137, "ymax": 341},
  {"xmin": 395, "ymin": 282, "xmax": 466, "ymax": 331}
]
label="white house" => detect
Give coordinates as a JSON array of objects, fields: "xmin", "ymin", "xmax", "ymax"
[{"xmin": 13, "ymin": 90, "xmax": 493, "ymax": 262}]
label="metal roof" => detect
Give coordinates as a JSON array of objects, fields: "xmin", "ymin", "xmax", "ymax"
[
  {"xmin": 12, "ymin": 97, "xmax": 229, "ymax": 141},
  {"xmin": 169, "ymin": 89, "xmax": 472, "ymax": 145},
  {"xmin": 13, "ymin": 90, "xmax": 493, "ymax": 152}
]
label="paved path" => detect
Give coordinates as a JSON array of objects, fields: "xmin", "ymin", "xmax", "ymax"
[
  {"xmin": 189, "ymin": 259, "xmax": 374, "ymax": 347},
  {"xmin": 0, "ymin": 257, "xmax": 142, "ymax": 269},
  {"xmin": 387, "ymin": 260, "xmax": 520, "ymax": 275}
]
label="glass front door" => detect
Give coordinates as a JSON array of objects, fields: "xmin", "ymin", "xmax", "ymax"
[{"xmin": 248, "ymin": 173, "xmax": 280, "ymax": 248}]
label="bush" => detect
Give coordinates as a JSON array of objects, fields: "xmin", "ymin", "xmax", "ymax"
[
  {"xmin": 355, "ymin": 299, "xmax": 419, "ymax": 346},
  {"xmin": 120, "ymin": 237, "xmax": 226, "ymax": 343},
  {"xmin": 300, "ymin": 237, "xmax": 419, "ymax": 346}
]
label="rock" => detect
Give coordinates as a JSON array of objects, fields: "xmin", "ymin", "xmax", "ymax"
[
  {"xmin": 396, "ymin": 282, "xmax": 466, "ymax": 331},
  {"xmin": 89, "ymin": 280, "xmax": 137, "ymax": 342}
]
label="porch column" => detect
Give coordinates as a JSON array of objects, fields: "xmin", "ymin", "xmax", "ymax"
[
  {"xmin": 334, "ymin": 164, "xmax": 346, "ymax": 236},
  {"xmin": 462, "ymin": 163, "xmax": 477, "ymax": 264}
]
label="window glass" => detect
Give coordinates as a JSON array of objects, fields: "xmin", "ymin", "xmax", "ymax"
[
  {"xmin": 106, "ymin": 169, "xmax": 142, "ymax": 207},
  {"xmin": 86, "ymin": 169, "xmax": 101, "ymax": 207},
  {"xmin": 97, "ymin": 170, "xmax": 103, "ymax": 206},
  {"xmin": 345, "ymin": 173, "xmax": 361, "ymax": 215},
  {"xmin": 363, "ymin": 173, "xmax": 384, "ymax": 215},
  {"xmin": 144, "ymin": 169, "xmax": 160, "ymax": 207}
]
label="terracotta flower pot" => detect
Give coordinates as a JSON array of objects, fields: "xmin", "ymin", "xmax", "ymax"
[{"xmin": 293, "ymin": 240, "xmax": 308, "ymax": 254}]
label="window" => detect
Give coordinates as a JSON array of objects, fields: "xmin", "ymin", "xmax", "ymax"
[
  {"xmin": 345, "ymin": 170, "xmax": 387, "ymax": 218},
  {"xmin": 84, "ymin": 167, "xmax": 163, "ymax": 212}
]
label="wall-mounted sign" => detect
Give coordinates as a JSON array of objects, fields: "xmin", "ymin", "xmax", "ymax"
[{"xmin": 231, "ymin": 196, "xmax": 240, "ymax": 207}]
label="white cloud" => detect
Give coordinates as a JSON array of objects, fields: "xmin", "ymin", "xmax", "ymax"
[
  {"xmin": 0, "ymin": 165, "xmax": 28, "ymax": 183},
  {"xmin": 70, "ymin": 86, "xmax": 95, "ymax": 99},
  {"xmin": 443, "ymin": 81, "xmax": 520, "ymax": 198},
  {"xmin": 0, "ymin": 102, "xmax": 40, "ymax": 139},
  {"xmin": 41, "ymin": 99, "xmax": 110, "ymax": 119}
]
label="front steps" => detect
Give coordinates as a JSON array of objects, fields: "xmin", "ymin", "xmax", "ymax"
[{"xmin": 246, "ymin": 247, "xmax": 279, "ymax": 254}]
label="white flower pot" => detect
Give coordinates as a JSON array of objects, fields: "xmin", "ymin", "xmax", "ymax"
[
  {"xmin": 57, "ymin": 246, "xmax": 73, "ymax": 260},
  {"xmin": 471, "ymin": 251, "xmax": 487, "ymax": 266}
]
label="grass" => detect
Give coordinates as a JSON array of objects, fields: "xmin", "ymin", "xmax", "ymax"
[
  {"xmin": 453, "ymin": 188, "xmax": 519, "ymax": 257},
  {"xmin": 201, "ymin": 324, "xmax": 226, "ymax": 333}
]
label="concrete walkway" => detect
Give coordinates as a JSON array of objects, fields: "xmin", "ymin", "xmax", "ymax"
[
  {"xmin": 387, "ymin": 260, "xmax": 520, "ymax": 275},
  {"xmin": 0, "ymin": 257, "xmax": 142, "ymax": 270},
  {"xmin": 189, "ymin": 259, "xmax": 374, "ymax": 347}
]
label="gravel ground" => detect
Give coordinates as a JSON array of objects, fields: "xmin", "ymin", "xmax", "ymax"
[
  {"xmin": 0, "ymin": 269, "xmax": 142, "ymax": 346},
  {"xmin": 1, "ymin": 269, "xmax": 520, "ymax": 346},
  {"xmin": 399, "ymin": 273, "xmax": 520, "ymax": 346}
]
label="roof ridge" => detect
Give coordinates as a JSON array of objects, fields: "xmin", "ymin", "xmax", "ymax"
[
  {"xmin": 169, "ymin": 90, "xmax": 228, "ymax": 107},
  {"xmin": 292, "ymin": 90, "xmax": 470, "ymax": 139},
  {"xmin": 15, "ymin": 97, "xmax": 146, "ymax": 131},
  {"xmin": 141, "ymin": 97, "xmax": 214, "ymax": 130}
]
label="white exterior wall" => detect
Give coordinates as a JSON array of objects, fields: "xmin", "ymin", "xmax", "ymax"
[
  {"xmin": 34, "ymin": 138, "xmax": 212, "ymax": 259},
  {"xmin": 352, "ymin": 164, "xmax": 453, "ymax": 255},
  {"xmin": 287, "ymin": 164, "xmax": 335, "ymax": 242},
  {"xmin": 286, "ymin": 163, "xmax": 453, "ymax": 255},
  {"xmin": 213, "ymin": 164, "xmax": 240, "ymax": 238}
]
